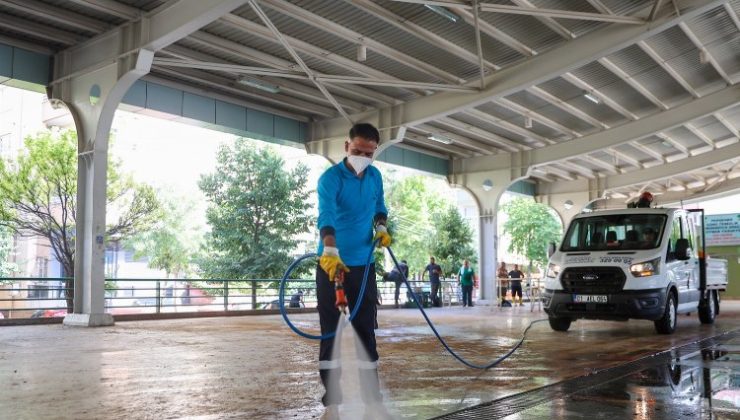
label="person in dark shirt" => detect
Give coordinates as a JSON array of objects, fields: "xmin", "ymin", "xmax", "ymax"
[
  {"xmin": 422, "ymin": 257, "xmax": 443, "ymax": 307},
  {"xmin": 289, "ymin": 289, "xmax": 304, "ymax": 308},
  {"xmin": 388, "ymin": 260, "xmax": 409, "ymax": 308},
  {"xmin": 508, "ymin": 264, "xmax": 525, "ymax": 306}
]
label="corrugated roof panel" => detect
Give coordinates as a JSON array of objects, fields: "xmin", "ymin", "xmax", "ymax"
[
  {"xmin": 665, "ymin": 49, "xmax": 724, "ymax": 91},
  {"xmin": 475, "ymin": 102, "xmax": 563, "ymax": 140},
  {"xmin": 279, "ymin": 0, "xmax": 483, "ymax": 81},
  {"xmin": 596, "ymin": 0, "xmax": 653, "ymax": 15},
  {"xmin": 510, "ymin": 93, "xmax": 599, "ymax": 135},
  {"xmin": 571, "ymin": 61, "xmax": 660, "ymax": 118},
  {"xmin": 694, "ymin": 118, "xmax": 733, "ymax": 141},
  {"xmin": 537, "ymin": 77, "xmax": 628, "ymax": 127},
  {"xmin": 686, "ymin": 6, "xmax": 738, "ymax": 45},
  {"xmin": 451, "ymin": 112, "xmax": 530, "ymax": 145},
  {"xmin": 474, "ymin": 2, "xmax": 567, "ymax": 53},
  {"xmin": 663, "ymin": 126, "xmax": 706, "ymax": 150},
  {"xmin": 378, "ymin": 0, "xmax": 526, "ymax": 67},
  {"xmin": 115, "ymin": 0, "xmax": 162, "ymax": 12},
  {"xmin": 528, "ymin": 0, "xmax": 609, "ymax": 36},
  {"xmin": 43, "ymin": 0, "xmax": 126, "ymax": 25},
  {"xmin": 710, "ymin": 37, "xmax": 740, "ymax": 77},
  {"xmin": 0, "ymin": 4, "xmax": 94, "ymax": 37},
  {"xmin": 630, "ymin": 66, "xmax": 693, "ymax": 107}
]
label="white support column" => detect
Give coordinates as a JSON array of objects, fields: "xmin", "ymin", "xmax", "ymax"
[
  {"xmin": 448, "ymin": 168, "xmax": 514, "ymax": 302},
  {"xmin": 50, "ymin": 0, "xmax": 247, "ymax": 327},
  {"xmin": 54, "ymin": 41, "xmax": 153, "ymax": 326}
]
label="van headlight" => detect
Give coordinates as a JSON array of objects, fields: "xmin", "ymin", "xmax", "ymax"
[
  {"xmin": 630, "ymin": 258, "xmax": 660, "ymax": 277},
  {"xmin": 546, "ymin": 263, "xmax": 561, "ymax": 278}
]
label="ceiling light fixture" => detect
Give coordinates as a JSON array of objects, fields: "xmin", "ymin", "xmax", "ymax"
[
  {"xmin": 524, "ymin": 116, "xmax": 533, "ymax": 129},
  {"xmin": 583, "ymin": 91, "xmax": 601, "ymax": 104},
  {"xmin": 237, "ymin": 76, "xmax": 281, "ymax": 93},
  {"xmin": 699, "ymin": 49, "xmax": 709, "ymax": 64},
  {"xmin": 357, "ymin": 44, "xmax": 367, "ymax": 62},
  {"xmin": 427, "ymin": 134, "xmax": 454, "ymax": 144},
  {"xmin": 424, "ymin": 5, "xmax": 459, "ymax": 22}
]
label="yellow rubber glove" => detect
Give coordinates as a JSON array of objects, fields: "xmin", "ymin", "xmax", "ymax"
[
  {"xmin": 319, "ymin": 246, "xmax": 349, "ymax": 281},
  {"xmin": 373, "ymin": 224, "xmax": 392, "ymax": 248}
]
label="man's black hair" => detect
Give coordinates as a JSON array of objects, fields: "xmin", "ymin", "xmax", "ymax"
[{"xmin": 349, "ymin": 123, "xmax": 380, "ymax": 143}]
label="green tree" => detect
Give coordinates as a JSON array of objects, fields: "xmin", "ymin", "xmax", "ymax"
[
  {"xmin": 0, "ymin": 129, "xmax": 161, "ymax": 310},
  {"xmin": 0, "ymin": 226, "xmax": 18, "ymax": 282},
  {"xmin": 429, "ymin": 205, "xmax": 477, "ymax": 276},
  {"xmin": 383, "ymin": 175, "xmax": 450, "ymax": 275},
  {"xmin": 198, "ymin": 139, "xmax": 314, "ymax": 285},
  {"xmin": 501, "ymin": 198, "xmax": 562, "ymax": 272},
  {"xmin": 125, "ymin": 190, "xmax": 203, "ymax": 278}
]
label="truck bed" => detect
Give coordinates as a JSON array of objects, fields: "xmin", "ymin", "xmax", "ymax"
[{"xmin": 707, "ymin": 258, "xmax": 728, "ymax": 290}]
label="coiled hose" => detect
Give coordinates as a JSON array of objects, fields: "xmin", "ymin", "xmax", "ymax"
[{"xmin": 278, "ymin": 242, "xmax": 546, "ymax": 369}]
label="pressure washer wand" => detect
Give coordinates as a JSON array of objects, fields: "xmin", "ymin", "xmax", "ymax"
[{"xmin": 335, "ymin": 271, "xmax": 348, "ymax": 314}]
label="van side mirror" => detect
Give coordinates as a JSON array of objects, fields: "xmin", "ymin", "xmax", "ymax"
[
  {"xmin": 675, "ymin": 238, "xmax": 691, "ymax": 260},
  {"xmin": 547, "ymin": 242, "xmax": 556, "ymax": 258}
]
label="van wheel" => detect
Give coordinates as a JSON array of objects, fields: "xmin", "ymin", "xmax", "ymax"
[
  {"xmin": 655, "ymin": 293, "xmax": 677, "ymax": 334},
  {"xmin": 548, "ymin": 316, "xmax": 571, "ymax": 332},
  {"xmin": 699, "ymin": 290, "xmax": 716, "ymax": 324}
]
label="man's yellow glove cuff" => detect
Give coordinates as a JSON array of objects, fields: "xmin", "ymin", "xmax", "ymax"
[
  {"xmin": 373, "ymin": 224, "xmax": 392, "ymax": 248},
  {"xmin": 319, "ymin": 247, "xmax": 349, "ymax": 281}
]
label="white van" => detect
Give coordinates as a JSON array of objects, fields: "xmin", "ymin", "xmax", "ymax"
[{"xmin": 543, "ymin": 207, "xmax": 728, "ymax": 334}]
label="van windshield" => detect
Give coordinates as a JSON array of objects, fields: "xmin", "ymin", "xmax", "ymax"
[{"xmin": 561, "ymin": 214, "xmax": 667, "ymax": 252}]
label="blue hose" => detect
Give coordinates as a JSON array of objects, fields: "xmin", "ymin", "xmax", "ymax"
[{"xmin": 279, "ymin": 244, "xmax": 546, "ymax": 369}]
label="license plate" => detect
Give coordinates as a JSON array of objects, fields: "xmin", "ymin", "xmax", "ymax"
[{"xmin": 574, "ymin": 295, "xmax": 608, "ymax": 303}]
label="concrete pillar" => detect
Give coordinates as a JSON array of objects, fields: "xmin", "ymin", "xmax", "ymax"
[
  {"xmin": 51, "ymin": 41, "xmax": 154, "ymax": 327},
  {"xmin": 448, "ymin": 167, "xmax": 516, "ymax": 302}
]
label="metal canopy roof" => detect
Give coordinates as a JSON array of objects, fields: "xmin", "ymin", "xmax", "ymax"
[{"xmin": 0, "ymin": 0, "xmax": 738, "ymax": 202}]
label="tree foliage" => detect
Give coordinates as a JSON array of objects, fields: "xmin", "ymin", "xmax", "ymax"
[
  {"xmin": 384, "ymin": 176, "xmax": 438, "ymax": 274},
  {"xmin": 0, "ymin": 226, "xmax": 18, "ymax": 282},
  {"xmin": 429, "ymin": 205, "xmax": 477, "ymax": 276},
  {"xmin": 198, "ymin": 139, "xmax": 314, "ymax": 280},
  {"xmin": 501, "ymin": 198, "xmax": 562, "ymax": 270},
  {"xmin": 0, "ymin": 129, "xmax": 161, "ymax": 309},
  {"xmin": 125, "ymin": 190, "xmax": 203, "ymax": 278}
]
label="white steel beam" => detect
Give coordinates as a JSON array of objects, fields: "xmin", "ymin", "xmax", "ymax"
[
  {"xmin": 598, "ymin": 57, "xmax": 669, "ymax": 110},
  {"xmin": 464, "ymin": 108, "xmax": 553, "ymax": 146},
  {"xmin": 0, "ymin": 14, "xmax": 82, "ymax": 45},
  {"xmin": 347, "ymin": 0, "xmax": 500, "ymax": 70},
  {"xmin": 0, "ymin": 0, "xmax": 109, "ymax": 33},
  {"xmin": 494, "ymin": 98, "xmax": 582, "ymax": 138},
  {"xmin": 637, "ymin": 40, "xmax": 699, "ymax": 98},
  {"xmin": 678, "ymin": 22, "xmax": 733, "ymax": 85},
  {"xmin": 561, "ymin": 72, "xmax": 638, "ymax": 120},
  {"xmin": 260, "ymin": 0, "xmax": 465, "ymax": 84},
  {"xmin": 715, "ymin": 112, "xmax": 740, "ymax": 138},
  {"xmin": 581, "ymin": 154, "xmax": 621, "ymax": 174},
  {"xmin": 452, "ymin": 7, "xmax": 536, "ymax": 56},
  {"xmin": 685, "ymin": 123, "xmax": 716, "ymax": 148},
  {"xmin": 478, "ymin": 3, "xmax": 644, "ymax": 24},
  {"xmin": 608, "ymin": 147, "xmax": 643, "ymax": 169},
  {"xmin": 55, "ymin": 0, "xmax": 249, "ymax": 80},
  {"xmin": 528, "ymin": 86, "xmax": 609, "ymax": 129},
  {"xmin": 311, "ymin": 0, "xmax": 725, "ymax": 141},
  {"xmin": 248, "ymin": 0, "xmax": 351, "ymax": 122},
  {"xmin": 219, "ymin": 14, "xmax": 422, "ymax": 97},
  {"xmin": 436, "ymin": 117, "xmax": 528, "ymax": 152},
  {"xmin": 416, "ymin": 124, "xmax": 495, "ymax": 155},
  {"xmin": 183, "ymin": 32, "xmax": 400, "ymax": 106},
  {"xmin": 510, "ymin": 0, "xmax": 574, "ymax": 39},
  {"xmin": 527, "ymin": 86, "xmax": 738, "ymax": 166},
  {"xmin": 65, "ymin": 0, "xmax": 140, "ymax": 20},
  {"xmin": 404, "ymin": 130, "xmax": 475, "ymax": 157}
]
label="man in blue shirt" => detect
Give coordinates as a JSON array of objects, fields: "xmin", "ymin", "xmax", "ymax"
[{"xmin": 315, "ymin": 123, "xmax": 392, "ymax": 419}]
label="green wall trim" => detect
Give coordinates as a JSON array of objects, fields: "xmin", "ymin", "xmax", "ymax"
[
  {"xmin": 119, "ymin": 79, "xmax": 308, "ymax": 146},
  {"xmin": 507, "ymin": 180, "xmax": 536, "ymax": 196},
  {"xmin": 0, "ymin": 43, "xmax": 50, "ymax": 93},
  {"xmin": 375, "ymin": 146, "xmax": 449, "ymax": 176}
]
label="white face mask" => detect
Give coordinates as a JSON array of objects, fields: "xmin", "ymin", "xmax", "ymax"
[{"xmin": 347, "ymin": 155, "xmax": 373, "ymax": 175}]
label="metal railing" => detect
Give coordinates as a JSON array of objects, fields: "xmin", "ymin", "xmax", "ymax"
[{"xmin": 0, "ymin": 277, "xmax": 462, "ymax": 320}]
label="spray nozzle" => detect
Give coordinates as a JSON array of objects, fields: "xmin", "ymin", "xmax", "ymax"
[{"xmin": 335, "ymin": 271, "xmax": 348, "ymax": 314}]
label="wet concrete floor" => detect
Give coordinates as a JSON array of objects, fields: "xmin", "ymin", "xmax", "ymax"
[{"xmin": 2, "ymin": 302, "xmax": 740, "ymax": 419}]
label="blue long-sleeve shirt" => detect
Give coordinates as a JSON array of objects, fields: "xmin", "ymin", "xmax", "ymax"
[{"xmin": 316, "ymin": 160, "xmax": 387, "ymax": 266}]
